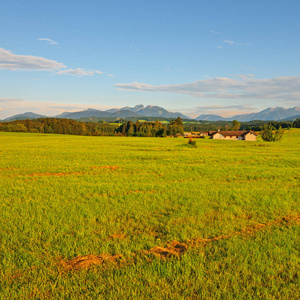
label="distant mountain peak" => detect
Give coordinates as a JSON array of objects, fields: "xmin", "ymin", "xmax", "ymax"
[
  {"xmin": 86, "ymin": 108, "xmax": 100, "ymax": 111},
  {"xmin": 133, "ymin": 104, "xmax": 144, "ymax": 109}
]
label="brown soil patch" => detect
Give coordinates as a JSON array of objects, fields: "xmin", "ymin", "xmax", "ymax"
[
  {"xmin": 146, "ymin": 241, "xmax": 188, "ymax": 258},
  {"xmin": 60, "ymin": 214, "xmax": 300, "ymax": 271},
  {"xmin": 187, "ymin": 235, "xmax": 231, "ymax": 247},
  {"xmin": 90, "ymin": 166, "xmax": 119, "ymax": 170},
  {"xmin": 0, "ymin": 167, "xmax": 20, "ymax": 171},
  {"xmin": 61, "ymin": 254, "xmax": 122, "ymax": 270},
  {"xmin": 125, "ymin": 190, "xmax": 155, "ymax": 195},
  {"xmin": 110, "ymin": 233, "xmax": 126, "ymax": 239},
  {"xmin": 28, "ymin": 172, "xmax": 84, "ymax": 177}
]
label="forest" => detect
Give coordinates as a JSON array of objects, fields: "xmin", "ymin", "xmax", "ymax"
[{"xmin": 0, "ymin": 117, "xmax": 299, "ymax": 137}]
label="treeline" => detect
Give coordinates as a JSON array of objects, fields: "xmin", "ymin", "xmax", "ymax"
[
  {"xmin": 1, "ymin": 117, "xmax": 299, "ymax": 137},
  {"xmin": 115, "ymin": 118, "xmax": 184, "ymax": 137},
  {"xmin": 0, "ymin": 118, "xmax": 119, "ymax": 136},
  {"xmin": 293, "ymin": 118, "xmax": 300, "ymax": 128},
  {"xmin": 0, "ymin": 117, "xmax": 184, "ymax": 137},
  {"xmin": 183, "ymin": 119, "xmax": 298, "ymax": 132}
]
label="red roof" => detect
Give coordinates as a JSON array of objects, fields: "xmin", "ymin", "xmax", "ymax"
[{"xmin": 210, "ymin": 130, "xmax": 256, "ymax": 137}]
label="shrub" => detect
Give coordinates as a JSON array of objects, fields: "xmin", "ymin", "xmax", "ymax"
[
  {"xmin": 261, "ymin": 124, "xmax": 284, "ymax": 142},
  {"xmin": 188, "ymin": 137, "xmax": 197, "ymax": 148}
]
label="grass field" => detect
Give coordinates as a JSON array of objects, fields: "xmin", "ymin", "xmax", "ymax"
[{"xmin": 0, "ymin": 130, "xmax": 299, "ymax": 299}]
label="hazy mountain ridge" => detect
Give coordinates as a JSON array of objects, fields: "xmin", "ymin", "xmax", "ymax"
[
  {"xmin": 196, "ymin": 107, "xmax": 300, "ymax": 122},
  {"xmin": 106, "ymin": 105, "xmax": 189, "ymax": 119},
  {"xmin": 2, "ymin": 106, "xmax": 299, "ymax": 122},
  {"xmin": 3, "ymin": 112, "xmax": 48, "ymax": 121},
  {"xmin": 2, "ymin": 105, "xmax": 189, "ymax": 121}
]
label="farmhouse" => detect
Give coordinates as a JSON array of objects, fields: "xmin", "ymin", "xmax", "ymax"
[{"xmin": 209, "ymin": 130, "xmax": 257, "ymax": 141}]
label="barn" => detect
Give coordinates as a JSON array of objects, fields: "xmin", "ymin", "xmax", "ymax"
[{"xmin": 210, "ymin": 131, "xmax": 257, "ymax": 141}]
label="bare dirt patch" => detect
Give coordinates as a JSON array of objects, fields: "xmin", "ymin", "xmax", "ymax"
[
  {"xmin": 28, "ymin": 172, "xmax": 85, "ymax": 177},
  {"xmin": 90, "ymin": 166, "xmax": 119, "ymax": 171},
  {"xmin": 110, "ymin": 233, "xmax": 126, "ymax": 239},
  {"xmin": 0, "ymin": 167, "xmax": 20, "ymax": 171},
  {"xmin": 61, "ymin": 254, "xmax": 122, "ymax": 270},
  {"xmin": 125, "ymin": 190, "xmax": 155, "ymax": 195},
  {"xmin": 60, "ymin": 214, "xmax": 300, "ymax": 271},
  {"xmin": 146, "ymin": 241, "xmax": 188, "ymax": 258}
]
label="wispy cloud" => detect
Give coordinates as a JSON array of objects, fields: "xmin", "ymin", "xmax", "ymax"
[
  {"xmin": 115, "ymin": 76, "xmax": 300, "ymax": 101},
  {"xmin": 210, "ymin": 30, "xmax": 220, "ymax": 34},
  {"xmin": 107, "ymin": 74, "xmax": 114, "ymax": 77},
  {"xmin": 0, "ymin": 48, "xmax": 65, "ymax": 70},
  {"xmin": 0, "ymin": 98, "xmax": 23, "ymax": 102},
  {"xmin": 195, "ymin": 105, "xmax": 255, "ymax": 111},
  {"xmin": 38, "ymin": 38, "xmax": 58, "ymax": 45},
  {"xmin": 0, "ymin": 47, "xmax": 105, "ymax": 77},
  {"xmin": 48, "ymin": 105, "xmax": 87, "ymax": 110},
  {"xmin": 0, "ymin": 100, "xmax": 116, "ymax": 119},
  {"xmin": 56, "ymin": 68, "xmax": 103, "ymax": 76},
  {"xmin": 224, "ymin": 40, "xmax": 252, "ymax": 46},
  {"xmin": 224, "ymin": 40, "xmax": 234, "ymax": 44},
  {"xmin": 191, "ymin": 105, "xmax": 257, "ymax": 118}
]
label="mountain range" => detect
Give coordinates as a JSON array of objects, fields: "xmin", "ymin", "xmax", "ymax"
[
  {"xmin": 2, "ymin": 105, "xmax": 189, "ymax": 122},
  {"xmin": 196, "ymin": 107, "xmax": 300, "ymax": 122},
  {"xmin": 1, "ymin": 105, "xmax": 300, "ymax": 122}
]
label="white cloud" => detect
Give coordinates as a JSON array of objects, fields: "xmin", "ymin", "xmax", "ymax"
[
  {"xmin": 38, "ymin": 38, "xmax": 58, "ymax": 45},
  {"xmin": 115, "ymin": 76, "xmax": 300, "ymax": 101},
  {"xmin": 217, "ymin": 46, "xmax": 223, "ymax": 49},
  {"xmin": 107, "ymin": 74, "xmax": 114, "ymax": 77},
  {"xmin": 0, "ymin": 48, "xmax": 65, "ymax": 70},
  {"xmin": 0, "ymin": 48, "xmax": 105, "ymax": 77},
  {"xmin": 223, "ymin": 40, "xmax": 251, "ymax": 46},
  {"xmin": 56, "ymin": 68, "xmax": 103, "ymax": 76}
]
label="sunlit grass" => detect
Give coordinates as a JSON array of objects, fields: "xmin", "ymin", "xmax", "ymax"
[{"xmin": 0, "ymin": 130, "xmax": 299, "ymax": 299}]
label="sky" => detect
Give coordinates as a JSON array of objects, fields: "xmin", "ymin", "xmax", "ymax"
[{"xmin": 0, "ymin": 0, "xmax": 300, "ymax": 119}]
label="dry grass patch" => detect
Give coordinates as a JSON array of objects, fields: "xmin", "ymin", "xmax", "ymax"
[
  {"xmin": 0, "ymin": 167, "xmax": 20, "ymax": 171},
  {"xmin": 146, "ymin": 241, "xmax": 188, "ymax": 258},
  {"xmin": 110, "ymin": 233, "xmax": 126, "ymax": 239},
  {"xmin": 125, "ymin": 190, "xmax": 155, "ymax": 195},
  {"xmin": 61, "ymin": 254, "xmax": 122, "ymax": 270},
  {"xmin": 59, "ymin": 214, "xmax": 300, "ymax": 271},
  {"xmin": 90, "ymin": 165, "xmax": 119, "ymax": 170},
  {"xmin": 28, "ymin": 172, "xmax": 85, "ymax": 177}
]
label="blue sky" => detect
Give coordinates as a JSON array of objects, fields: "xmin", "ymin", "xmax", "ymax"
[{"xmin": 1, "ymin": 0, "xmax": 300, "ymax": 119}]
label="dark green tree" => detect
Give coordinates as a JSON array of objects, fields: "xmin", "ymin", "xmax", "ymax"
[{"xmin": 231, "ymin": 120, "xmax": 241, "ymax": 131}]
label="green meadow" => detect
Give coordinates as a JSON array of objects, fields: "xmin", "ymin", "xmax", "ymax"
[{"xmin": 0, "ymin": 130, "xmax": 299, "ymax": 299}]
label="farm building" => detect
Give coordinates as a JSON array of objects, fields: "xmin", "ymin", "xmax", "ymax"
[
  {"xmin": 209, "ymin": 130, "xmax": 257, "ymax": 141},
  {"xmin": 184, "ymin": 132, "xmax": 208, "ymax": 138}
]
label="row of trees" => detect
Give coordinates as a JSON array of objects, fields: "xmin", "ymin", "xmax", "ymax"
[
  {"xmin": 0, "ymin": 117, "xmax": 185, "ymax": 137},
  {"xmin": 0, "ymin": 118, "xmax": 119, "ymax": 136},
  {"xmin": 115, "ymin": 117, "xmax": 184, "ymax": 137},
  {"xmin": 1, "ymin": 117, "xmax": 298, "ymax": 140}
]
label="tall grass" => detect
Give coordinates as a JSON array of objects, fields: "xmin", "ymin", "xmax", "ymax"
[{"xmin": 0, "ymin": 130, "xmax": 299, "ymax": 299}]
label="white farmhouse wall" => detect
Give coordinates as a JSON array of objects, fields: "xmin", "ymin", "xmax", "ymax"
[
  {"xmin": 212, "ymin": 133, "xmax": 224, "ymax": 139},
  {"xmin": 244, "ymin": 133, "xmax": 257, "ymax": 141}
]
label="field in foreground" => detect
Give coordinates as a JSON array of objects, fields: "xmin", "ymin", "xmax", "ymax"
[{"xmin": 0, "ymin": 130, "xmax": 299, "ymax": 299}]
